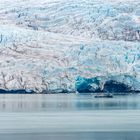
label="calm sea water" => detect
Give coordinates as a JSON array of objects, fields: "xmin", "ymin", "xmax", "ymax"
[
  {"xmin": 0, "ymin": 93, "xmax": 140, "ymax": 140},
  {"xmin": 0, "ymin": 94, "xmax": 140, "ymax": 112}
]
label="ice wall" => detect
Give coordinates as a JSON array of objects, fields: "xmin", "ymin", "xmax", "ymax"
[{"xmin": 0, "ymin": 0, "xmax": 140, "ymax": 93}]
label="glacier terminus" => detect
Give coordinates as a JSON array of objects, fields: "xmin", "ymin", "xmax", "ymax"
[{"xmin": 0, "ymin": 0, "xmax": 140, "ymax": 93}]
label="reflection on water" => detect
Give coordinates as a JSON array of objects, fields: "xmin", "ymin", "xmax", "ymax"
[
  {"xmin": 0, "ymin": 94, "xmax": 140, "ymax": 140},
  {"xmin": 0, "ymin": 94, "xmax": 140, "ymax": 112}
]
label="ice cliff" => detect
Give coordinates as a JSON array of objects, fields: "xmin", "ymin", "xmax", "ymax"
[{"xmin": 0, "ymin": 0, "xmax": 140, "ymax": 93}]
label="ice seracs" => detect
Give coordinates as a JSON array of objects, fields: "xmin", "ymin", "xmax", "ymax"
[{"xmin": 0, "ymin": 0, "xmax": 140, "ymax": 93}]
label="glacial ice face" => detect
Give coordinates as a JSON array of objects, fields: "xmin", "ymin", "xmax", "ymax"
[
  {"xmin": 76, "ymin": 75, "xmax": 140, "ymax": 93},
  {"xmin": 0, "ymin": 0, "xmax": 140, "ymax": 93}
]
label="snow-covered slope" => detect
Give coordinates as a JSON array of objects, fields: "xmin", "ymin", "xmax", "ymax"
[{"xmin": 0, "ymin": 0, "xmax": 140, "ymax": 93}]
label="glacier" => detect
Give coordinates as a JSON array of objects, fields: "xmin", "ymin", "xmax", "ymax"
[{"xmin": 0, "ymin": 0, "xmax": 140, "ymax": 93}]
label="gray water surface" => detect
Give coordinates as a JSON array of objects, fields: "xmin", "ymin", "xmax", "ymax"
[
  {"xmin": 0, "ymin": 94, "xmax": 140, "ymax": 112},
  {"xmin": 0, "ymin": 94, "xmax": 140, "ymax": 140}
]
